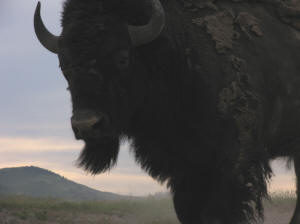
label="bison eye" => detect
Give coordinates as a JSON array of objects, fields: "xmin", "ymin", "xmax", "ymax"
[{"xmin": 114, "ymin": 50, "xmax": 130, "ymax": 70}]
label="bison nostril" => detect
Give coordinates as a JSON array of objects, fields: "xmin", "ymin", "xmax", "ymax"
[{"xmin": 71, "ymin": 111, "xmax": 109, "ymax": 139}]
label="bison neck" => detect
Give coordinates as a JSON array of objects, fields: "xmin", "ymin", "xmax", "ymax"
[{"xmin": 126, "ymin": 0, "xmax": 221, "ymax": 182}]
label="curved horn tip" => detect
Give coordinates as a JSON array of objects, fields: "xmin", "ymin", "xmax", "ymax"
[
  {"xmin": 34, "ymin": 1, "xmax": 59, "ymax": 54},
  {"xmin": 35, "ymin": 2, "xmax": 41, "ymax": 17},
  {"xmin": 36, "ymin": 2, "xmax": 41, "ymax": 10}
]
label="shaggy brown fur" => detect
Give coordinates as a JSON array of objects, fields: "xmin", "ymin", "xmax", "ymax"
[{"xmin": 37, "ymin": 0, "xmax": 300, "ymax": 223}]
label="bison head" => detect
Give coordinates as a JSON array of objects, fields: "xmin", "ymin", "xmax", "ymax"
[{"xmin": 34, "ymin": 0, "xmax": 165, "ymax": 173}]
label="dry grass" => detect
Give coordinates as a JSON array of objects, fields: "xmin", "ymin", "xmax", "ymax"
[
  {"xmin": 0, "ymin": 195, "xmax": 179, "ymax": 224},
  {"xmin": 264, "ymin": 191, "xmax": 296, "ymax": 224},
  {"xmin": 0, "ymin": 192, "xmax": 296, "ymax": 224}
]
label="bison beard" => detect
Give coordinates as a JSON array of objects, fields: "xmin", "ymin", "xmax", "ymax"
[{"xmin": 77, "ymin": 138, "xmax": 120, "ymax": 174}]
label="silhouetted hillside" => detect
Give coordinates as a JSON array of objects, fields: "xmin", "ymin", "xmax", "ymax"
[{"xmin": 0, "ymin": 166, "xmax": 123, "ymax": 201}]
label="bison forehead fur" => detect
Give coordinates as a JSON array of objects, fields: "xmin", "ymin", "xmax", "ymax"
[{"xmin": 34, "ymin": 0, "xmax": 300, "ymax": 224}]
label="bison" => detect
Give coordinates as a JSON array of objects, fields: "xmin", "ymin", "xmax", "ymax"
[{"xmin": 34, "ymin": 0, "xmax": 300, "ymax": 223}]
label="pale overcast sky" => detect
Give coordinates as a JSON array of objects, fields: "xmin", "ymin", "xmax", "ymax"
[{"xmin": 0, "ymin": 0, "xmax": 296, "ymax": 196}]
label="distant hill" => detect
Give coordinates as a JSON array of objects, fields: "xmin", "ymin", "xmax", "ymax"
[{"xmin": 0, "ymin": 166, "xmax": 124, "ymax": 201}]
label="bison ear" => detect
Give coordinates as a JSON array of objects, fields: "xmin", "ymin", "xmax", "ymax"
[{"xmin": 34, "ymin": 2, "xmax": 60, "ymax": 54}]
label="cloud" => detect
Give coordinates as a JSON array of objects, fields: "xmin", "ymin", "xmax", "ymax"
[
  {"xmin": 268, "ymin": 174, "xmax": 296, "ymax": 192},
  {"xmin": 0, "ymin": 137, "xmax": 82, "ymax": 152},
  {"xmin": 268, "ymin": 160, "xmax": 296, "ymax": 193},
  {"xmin": 0, "ymin": 0, "xmax": 71, "ymax": 142}
]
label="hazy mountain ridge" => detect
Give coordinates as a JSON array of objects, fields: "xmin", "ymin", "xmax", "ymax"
[{"xmin": 0, "ymin": 166, "xmax": 124, "ymax": 201}]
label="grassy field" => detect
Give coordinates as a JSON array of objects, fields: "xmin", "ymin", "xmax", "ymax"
[
  {"xmin": 0, "ymin": 194, "xmax": 179, "ymax": 224},
  {"xmin": 0, "ymin": 192, "xmax": 296, "ymax": 224},
  {"xmin": 263, "ymin": 191, "xmax": 296, "ymax": 224}
]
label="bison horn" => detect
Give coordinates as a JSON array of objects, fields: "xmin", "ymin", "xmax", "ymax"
[
  {"xmin": 34, "ymin": 2, "xmax": 59, "ymax": 54},
  {"xmin": 128, "ymin": 0, "xmax": 165, "ymax": 47}
]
